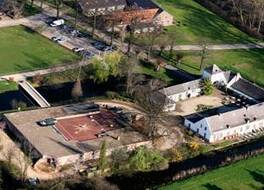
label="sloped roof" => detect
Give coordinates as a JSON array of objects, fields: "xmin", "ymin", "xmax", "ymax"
[
  {"xmin": 230, "ymin": 78, "xmax": 264, "ymax": 102},
  {"xmin": 186, "ymin": 103, "xmax": 264, "ymax": 132},
  {"xmin": 127, "ymin": 0, "xmax": 159, "ymax": 9},
  {"xmin": 207, "ymin": 103, "xmax": 264, "ymax": 132},
  {"xmin": 204, "ymin": 64, "xmax": 223, "ymax": 75},
  {"xmin": 160, "ymin": 79, "xmax": 202, "ymax": 96},
  {"xmin": 79, "ymin": 0, "xmax": 127, "ymax": 10}
]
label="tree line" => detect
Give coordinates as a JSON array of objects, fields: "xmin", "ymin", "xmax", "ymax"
[{"xmin": 196, "ymin": 0, "xmax": 264, "ymax": 37}]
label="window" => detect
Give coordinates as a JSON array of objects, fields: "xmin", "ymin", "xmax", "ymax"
[
  {"xmin": 204, "ymin": 133, "xmax": 206, "ymax": 138},
  {"xmin": 204, "ymin": 127, "xmax": 207, "ymax": 131},
  {"xmin": 196, "ymin": 128, "xmax": 200, "ymax": 133},
  {"xmin": 200, "ymin": 124, "xmax": 203, "ymax": 128}
]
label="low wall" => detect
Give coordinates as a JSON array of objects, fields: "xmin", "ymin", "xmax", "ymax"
[
  {"xmin": 56, "ymin": 140, "xmax": 152, "ymax": 166},
  {"xmin": 108, "ymin": 136, "xmax": 264, "ymax": 190}
]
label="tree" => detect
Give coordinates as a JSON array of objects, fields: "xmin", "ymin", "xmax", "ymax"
[
  {"xmin": 142, "ymin": 24, "xmax": 163, "ymax": 60},
  {"xmin": 118, "ymin": 55, "xmax": 138, "ymax": 95},
  {"xmin": 200, "ymin": 43, "xmax": 208, "ymax": 71},
  {"xmin": 91, "ymin": 11, "xmax": 98, "ymax": 38},
  {"xmin": 73, "ymin": 0, "xmax": 80, "ymax": 28},
  {"xmin": 104, "ymin": 14, "xmax": 120, "ymax": 46},
  {"xmin": 134, "ymin": 79, "xmax": 167, "ymax": 138},
  {"xmin": 98, "ymin": 141, "xmax": 108, "ymax": 171},
  {"xmin": 71, "ymin": 66, "xmax": 83, "ymax": 100},
  {"xmin": 129, "ymin": 146, "xmax": 168, "ymax": 171},
  {"xmin": 54, "ymin": 0, "xmax": 63, "ymax": 18},
  {"xmin": 203, "ymin": 79, "xmax": 214, "ymax": 95},
  {"xmin": 167, "ymin": 147, "xmax": 183, "ymax": 162},
  {"xmin": 111, "ymin": 148, "xmax": 129, "ymax": 172},
  {"xmin": 1, "ymin": 0, "xmax": 26, "ymax": 18},
  {"xmin": 71, "ymin": 79, "xmax": 83, "ymax": 100},
  {"xmin": 88, "ymin": 51, "xmax": 123, "ymax": 83}
]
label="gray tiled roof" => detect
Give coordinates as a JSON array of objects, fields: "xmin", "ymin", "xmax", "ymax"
[
  {"xmin": 127, "ymin": 0, "xmax": 159, "ymax": 9},
  {"xmin": 160, "ymin": 79, "xmax": 202, "ymax": 96},
  {"xmin": 79, "ymin": 0, "xmax": 127, "ymax": 10},
  {"xmin": 186, "ymin": 103, "xmax": 264, "ymax": 132},
  {"xmin": 230, "ymin": 78, "xmax": 264, "ymax": 101},
  {"xmin": 207, "ymin": 103, "xmax": 264, "ymax": 132}
]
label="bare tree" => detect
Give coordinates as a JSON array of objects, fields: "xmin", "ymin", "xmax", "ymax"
[
  {"xmin": 200, "ymin": 43, "xmax": 208, "ymax": 71},
  {"xmin": 118, "ymin": 55, "xmax": 139, "ymax": 96},
  {"xmin": 134, "ymin": 79, "xmax": 166, "ymax": 138},
  {"xmin": 1, "ymin": 0, "xmax": 26, "ymax": 18},
  {"xmin": 143, "ymin": 23, "xmax": 163, "ymax": 60},
  {"xmin": 54, "ymin": 0, "xmax": 63, "ymax": 18}
]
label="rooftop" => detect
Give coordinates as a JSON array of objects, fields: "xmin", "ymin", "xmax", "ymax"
[
  {"xmin": 230, "ymin": 78, "xmax": 264, "ymax": 102},
  {"xmin": 78, "ymin": 0, "xmax": 127, "ymax": 10},
  {"xmin": 160, "ymin": 79, "xmax": 202, "ymax": 96},
  {"xmin": 4, "ymin": 103, "xmax": 147, "ymax": 158},
  {"xmin": 186, "ymin": 103, "xmax": 264, "ymax": 132}
]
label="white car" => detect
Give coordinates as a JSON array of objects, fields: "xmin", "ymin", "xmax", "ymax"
[
  {"xmin": 50, "ymin": 19, "xmax": 65, "ymax": 27},
  {"xmin": 72, "ymin": 47, "xmax": 85, "ymax": 53},
  {"xmin": 51, "ymin": 36, "xmax": 67, "ymax": 43}
]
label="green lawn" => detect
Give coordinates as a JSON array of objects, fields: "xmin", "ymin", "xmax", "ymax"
[
  {"xmin": 0, "ymin": 81, "xmax": 18, "ymax": 93},
  {"xmin": 136, "ymin": 61, "xmax": 177, "ymax": 85},
  {"xmin": 0, "ymin": 25, "xmax": 79, "ymax": 75},
  {"xmin": 136, "ymin": 0, "xmax": 258, "ymax": 45},
  {"xmin": 162, "ymin": 48, "xmax": 264, "ymax": 86},
  {"xmin": 159, "ymin": 154, "xmax": 264, "ymax": 190}
]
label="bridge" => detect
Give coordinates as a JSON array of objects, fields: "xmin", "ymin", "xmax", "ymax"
[{"xmin": 18, "ymin": 80, "xmax": 50, "ymax": 108}]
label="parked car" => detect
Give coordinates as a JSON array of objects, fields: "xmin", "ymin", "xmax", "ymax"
[
  {"xmin": 50, "ymin": 19, "xmax": 65, "ymax": 27},
  {"xmin": 92, "ymin": 41, "xmax": 113, "ymax": 51},
  {"xmin": 81, "ymin": 50, "xmax": 94, "ymax": 59},
  {"xmin": 71, "ymin": 29, "xmax": 81, "ymax": 37},
  {"xmin": 37, "ymin": 118, "xmax": 57, "ymax": 126},
  {"xmin": 52, "ymin": 36, "xmax": 67, "ymax": 43},
  {"xmin": 72, "ymin": 47, "xmax": 85, "ymax": 53}
]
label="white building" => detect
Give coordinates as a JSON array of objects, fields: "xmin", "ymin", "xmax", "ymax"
[
  {"xmin": 203, "ymin": 64, "xmax": 264, "ymax": 102},
  {"xmin": 159, "ymin": 79, "xmax": 203, "ymax": 111},
  {"xmin": 184, "ymin": 103, "xmax": 264, "ymax": 143}
]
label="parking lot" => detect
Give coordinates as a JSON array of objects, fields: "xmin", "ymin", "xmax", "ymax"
[{"xmin": 29, "ymin": 16, "xmax": 113, "ymax": 59}]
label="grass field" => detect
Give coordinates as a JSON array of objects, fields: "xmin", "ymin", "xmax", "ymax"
[
  {"xmin": 162, "ymin": 48, "xmax": 264, "ymax": 86},
  {"xmin": 159, "ymin": 154, "xmax": 264, "ymax": 190},
  {"xmin": 0, "ymin": 25, "xmax": 79, "ymax": 75},
  {"xmin": 135, "ymin": 0, "xmax": 258, "ymax": 45},
  {"xmin": 0, "ymin": 81, "xmax": 18, "ymax": 93}
]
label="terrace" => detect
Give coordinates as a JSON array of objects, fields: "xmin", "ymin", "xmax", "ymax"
[{"xmin": 4, "ymin": 103, "xmax": 148, "ymax": 159}]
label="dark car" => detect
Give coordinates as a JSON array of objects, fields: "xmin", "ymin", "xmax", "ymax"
[{"xmin": 37, "ymin": 118, "xmax": 57, "ymax": 127}]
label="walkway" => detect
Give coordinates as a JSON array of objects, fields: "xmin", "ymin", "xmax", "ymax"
[
  {"xmin": 155, "ymin": 43, "xmax": 264, "ymax": 51},
  {"xmin": 0, "ymin": 60, "xmax": 87, "ymax": 81},
  {"xmin": 18, "ymin": 80, "xmax": 50, "ymax": 108}
]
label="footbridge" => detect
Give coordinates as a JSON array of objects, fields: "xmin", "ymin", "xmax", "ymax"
[{"xmin": 18, "ymin": 80, "xmax": 50, "ymax": 108}]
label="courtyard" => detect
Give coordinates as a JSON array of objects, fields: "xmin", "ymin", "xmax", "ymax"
[
  {"xmin": 0, "ymin": 25, "xmax": 79, "ymax": 75},
  {"xmin": 174, "ymin": 89, "xmax": 227, "ymax": 116}
]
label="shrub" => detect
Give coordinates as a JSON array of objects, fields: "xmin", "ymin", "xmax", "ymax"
[
  {"xmin": 129, "ymin": 146, "xmax": 168, "ymax": 172},
  {"xmin": 203, "ymin": 79, "xmax": 214, "ymax": 95}
]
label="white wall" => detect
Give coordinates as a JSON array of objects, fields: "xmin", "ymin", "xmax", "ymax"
[
  {"xmin": 184, "ymin": 118, "xmax": 211, "ymax": 141},
  {"xmin": 212, "ymin": 119, "xmax": 264, "ymax": 142},
  {"xmin": 168, "ymin": 88, "xmax": 201, "ymax": 103},
  {"xmin": 202, "ymin": 71, "xmax": 227, "ymax": 85},
  {"xmin": 155, "ymin": 11, "xmax": 174, "ymax": 26},
  {"xmin": 185, "ymin": 117, "xmax": 264, "ymax": 143}
]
